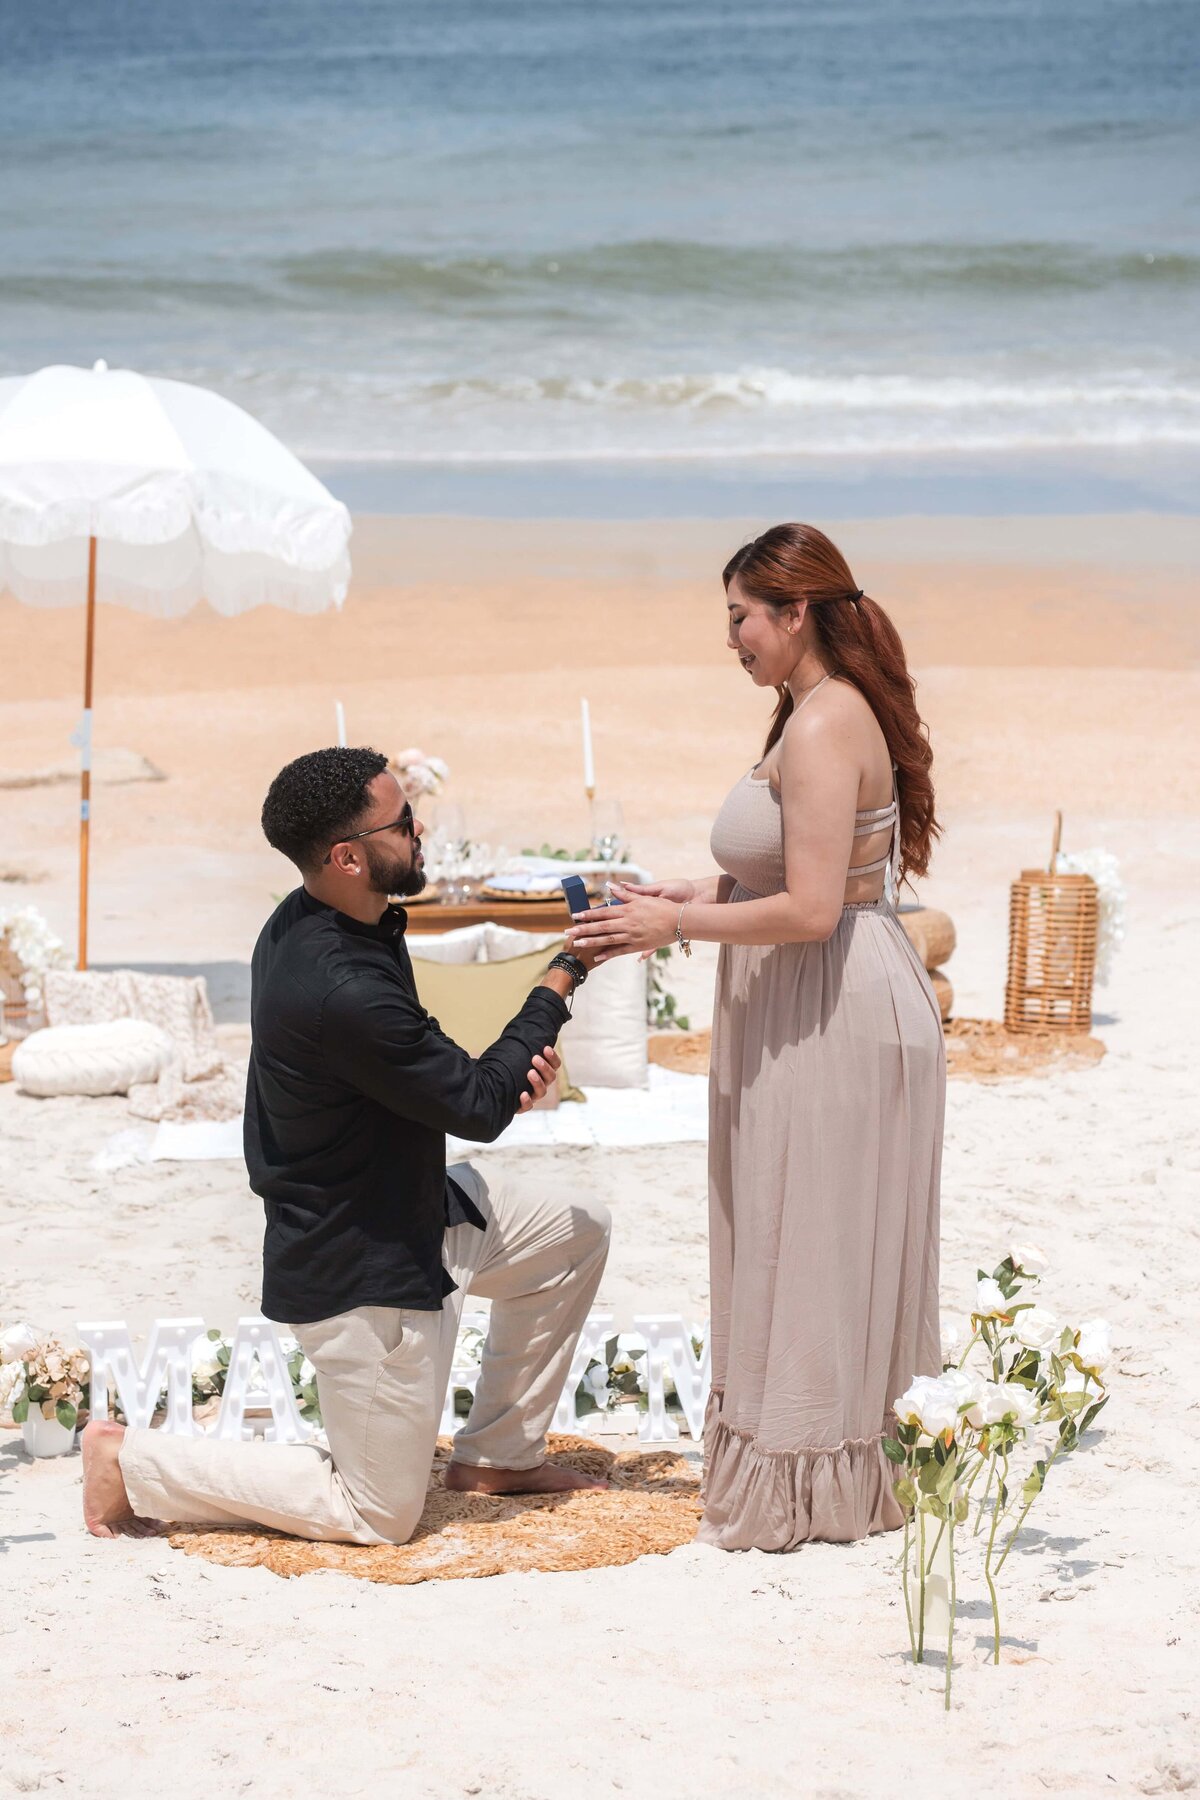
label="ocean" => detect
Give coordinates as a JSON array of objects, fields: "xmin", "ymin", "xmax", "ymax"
[{"xmin": 2, "ymin": 0, "xmax": 1197, "ymax": 513}]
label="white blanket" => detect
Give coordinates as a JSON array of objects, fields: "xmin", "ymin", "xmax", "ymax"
[{"xmin": 132, "ymin": 1067, "xmax": 708, "ymax": 1163}]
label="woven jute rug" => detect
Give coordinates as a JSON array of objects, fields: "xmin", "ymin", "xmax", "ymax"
[
  {"xmin": 167, "ymin": 1435, "xmax": 701, "ymax": 1586},
  {"xmin": 944, "ymin": 1017, "xmax": 1106, "ymax": 1081}
]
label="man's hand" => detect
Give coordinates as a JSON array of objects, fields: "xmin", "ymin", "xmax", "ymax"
[{"xmin": 517, "ymin": 1046, "xmax": 560, "ymax": 1111}]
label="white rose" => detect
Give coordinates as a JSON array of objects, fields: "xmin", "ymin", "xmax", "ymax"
[
  {"xmin": 892, "ymin": 1374, "xmax": 943, "ymax": 1428},
  {"xmin": 893, "ymin": 1374, "xmax": 960, "ymax": 1437},
  {"xmin": 940, "ymin": 1366, "xmax": 985, "ymax": 1412},
  {"xmin": 191, "ymin": 1353, "xmax": 221, "ymax": 1383},
  {"xmin": 1014, "ymin": 1307, "xmax": 1060, "ymax": 1351},
  {"xmin": 0, "ymin": 1360, "xmax": 25, "ymax": 1411},
  {"xmin": 1010, "ymin": 1243, "xmax": 1048, "ymax": 1277},
  {"xmin": 975, "ymin": 1277, "xmax": 1009, "ymax": 1318},
  {"xmin": 969, "ymin": 1382, "xmax": 1038, "ymax": 1430},
  {"xmin": 299, "ymin": 1359, "xmax": 316, "ymax": 1386},
  {"xmin": 582, "ymin": 1363, "xmax": 610, "ymax": 1409},
  {"xmin": 940, "ymin": 1318, "xmax": 966, "ymax": 1364},
  {"xmin": 916, "ymin": 1378, "xmax": 961, "ymax": 1438},
  {"xmin": 425, "ymin": 757, "xmax": 450, "ymax": 782},
  {"xmin": 1073, "ymin": 1319, "xmax": 1112, "ymax": 1377},
  {"xmin": 0, "ymin": 1322, "xmax": 39, "ymax": 1364},
  {"xmin": 395, "ymin": 747, "xmax": 425, "ymax": 767}
]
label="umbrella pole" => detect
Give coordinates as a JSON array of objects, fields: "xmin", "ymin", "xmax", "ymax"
[{"xmin": 78, "ymin": 535, "xmax": 97, "ymax": 970}]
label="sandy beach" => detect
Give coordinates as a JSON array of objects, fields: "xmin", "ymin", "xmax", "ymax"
[{"xmin": 3, "ymin": 512, "xmax": 1199, "ymax": 1796}]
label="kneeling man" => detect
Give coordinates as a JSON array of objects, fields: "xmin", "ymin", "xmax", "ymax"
[{"xmin": 83, "ymin": 747, "xmax": 608, "ymax": 1543}]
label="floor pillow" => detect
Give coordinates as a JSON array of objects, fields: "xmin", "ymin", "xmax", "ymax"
[{"xmin": 13, "ymin": 1018, "xmax": 173, "ymax": 1098}]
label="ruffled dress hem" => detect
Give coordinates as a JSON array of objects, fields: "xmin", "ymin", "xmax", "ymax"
[{"xmin": 698, "ymin": 1388, "xmax": 905, "ymax": 1550}]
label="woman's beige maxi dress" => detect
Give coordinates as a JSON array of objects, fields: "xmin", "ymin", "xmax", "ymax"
[{"xmin": 700, "ymin": 682, "xmax": 945, "ymax": 1549}]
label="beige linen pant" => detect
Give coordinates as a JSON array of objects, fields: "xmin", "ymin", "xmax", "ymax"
[{"xmin": 119, "ymin": 1163, "xmax": 610, "ymax": 1544}]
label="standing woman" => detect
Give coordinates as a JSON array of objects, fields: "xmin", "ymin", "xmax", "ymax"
[{"xmin": 567, "ymin": 523, "xmax": 944, "ymax": 1550}]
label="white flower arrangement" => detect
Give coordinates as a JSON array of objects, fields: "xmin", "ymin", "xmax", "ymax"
[
  {"xmin": 5, "ymin": 1331, "xmax": 91, "ymax": 1433},
  {"xmin": 0, "ymin": 904, "xmax": 71, "ymax": 1015},
  {"xmin": 1054, "ymin": 848, "xmax": 1126, "ymax": 984},
  {"xmin": 189, "ymin": 1329, "xmax": 322, "ymax": 1428},
  {"xmin": 887, "ymin": 1249, "xmax": 1111, "ymax": 1708},
  {"xmin": 389, "ymin": 747, "xmax": 450, "ymax": 802}
]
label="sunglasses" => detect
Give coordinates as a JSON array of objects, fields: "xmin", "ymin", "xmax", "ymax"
[{"xmin": 322, "ymin": 801, "xmax": 416, "ymax": 865}]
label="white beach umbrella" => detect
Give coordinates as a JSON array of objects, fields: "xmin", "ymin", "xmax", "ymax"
[{"xmin": 0, "ymin": 360, "xmax": 351, "ymax": 966}]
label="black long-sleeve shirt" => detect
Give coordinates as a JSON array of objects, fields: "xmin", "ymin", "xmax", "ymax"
[{"xmin": 244, "ymin": 886, "xmax": 570, "ymax": 1324}]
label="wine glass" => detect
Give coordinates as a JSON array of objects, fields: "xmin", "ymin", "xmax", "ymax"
[{"xmin": 590, "ymin": 798, "xmax": 626, "ymax": 864}]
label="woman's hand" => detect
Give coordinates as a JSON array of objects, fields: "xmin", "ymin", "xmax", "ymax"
[
  {"xmin": 632, "ymin": 878, "xmax": 696, "ymax": 905},
  {"xmin": 565, "ymin": 882, "xmax": 681, "ymax": 963}
]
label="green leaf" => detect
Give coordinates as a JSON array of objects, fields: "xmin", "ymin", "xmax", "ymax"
[
  {"xmin": 933, "ymin": 1434, "xmax": 949, "ymax": 1465},
  {"xmin": 882, "ymin": 1437, "xmax": 907, "ymax": 1464},
  {"xmin": 1080, "ymin": 1397, "xmax": 1109, "ymax": 1433},
  {"xmin": 28, "ymin": 1384, "xmax": 48, "ymax": 1403},
  {"xmin": 217, "ymin": 1346, "xmax": 230, "ymax": 1368},
  {"xmin": 954, "ymin": 1494, "xmax": 970, "ymax": 1524},
  {"xmin": 893, "ymin": 1476, "xmax": 917, "ymax": 1509},
  {"xmin": 55, "ymin": 1400, "xmax": 77, "ymax": 1432},
  {"xmin": 207, "ymin": 1328, "xmax": 222, "ymax": 1342},
  {"xmin": 936, "ymin": 1463, "xmax": 958, "ymax": 1504},
  {"xmin": 998, "ymin": 1479, "xmax": 1009, "ymax": 1508},
  {"xmin": 11, "ymin": 1395, "xmax": 29, "ymax": 1423},
  {"xmin": 918, "ymin": 1460, "xmax": 941, "ymax": 1495},
  {"xmin": 1021, "ymin": 1468, "xmax": 1043, "ymax": 1501}
]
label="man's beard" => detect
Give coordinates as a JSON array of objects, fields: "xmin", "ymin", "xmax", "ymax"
[{"xmin": 364, "ymin": 838, "xmax": 426, "ymax": 899}]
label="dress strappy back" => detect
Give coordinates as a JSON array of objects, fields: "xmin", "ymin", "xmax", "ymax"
[{"xmin": 726, "ymin": 673, "xmax": 895, "ymax": 907}]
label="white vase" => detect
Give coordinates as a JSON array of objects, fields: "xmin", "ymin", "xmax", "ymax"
[{"xmin": 21, "ymin": 1411, "xmax": 76, "ymax": 1458}]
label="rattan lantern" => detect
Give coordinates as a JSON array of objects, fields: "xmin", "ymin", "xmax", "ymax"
[{"xmin": 1004, "ymin": 814, "xmax": 1099, "ymax": 1035}]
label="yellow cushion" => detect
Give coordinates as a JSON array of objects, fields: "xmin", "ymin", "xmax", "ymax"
[{"xmin": 411, "ymin": 940, "xmax": 584, "ymax": 1103}]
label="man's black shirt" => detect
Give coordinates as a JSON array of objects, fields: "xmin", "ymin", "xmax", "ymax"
[{"xmin": 244, "ymin": 886, "xmax": 570, "ymax": 1324}]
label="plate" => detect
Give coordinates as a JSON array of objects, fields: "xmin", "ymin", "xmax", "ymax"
[{"xmin": 477, "ymin": 885, "xmax": 567, "ymax": 904}]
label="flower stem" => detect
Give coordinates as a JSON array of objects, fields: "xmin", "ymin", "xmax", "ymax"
[
  {"xmin": 972, "ymin": 1457, "xmax": 995, "ymax": 1536},
  {"xmin": 993, "ymin": 1441, "xmax": 1063, "ymax": 1577},
  {"xmin": 944, "ymin": 1515, "xmax": 957, "ymax": 1711},
  {"xmin": 900, "ymin": 1508, "xmax": 917, "ymax": 1664},
  {"xmin": 983, "ymin": 1451, "xmax": 1007, "ymax": 1665},
  {"xmin": 916, "ymin": 1506, "xmax": 927, "ymax": 1663},
  {"xmin": 925, "ymin": 1513, "xmax": 947, "ymax": 1575}
]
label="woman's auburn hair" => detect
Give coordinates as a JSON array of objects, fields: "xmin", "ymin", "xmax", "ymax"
[{"xmin": 723, "ymin": 522, "xmax": 939, "ymax": 883}]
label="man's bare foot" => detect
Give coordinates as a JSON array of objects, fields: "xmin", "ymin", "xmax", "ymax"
[
  {"xmin": 81, "ymin": 1420, "xmax": 162, "ymax": 1538},
  {"xmin": 444, "ymin": 1460, "xmax": 608, "ymax": 1496}
]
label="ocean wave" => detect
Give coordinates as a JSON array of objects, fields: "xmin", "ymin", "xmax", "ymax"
[
  {"xmin": 397, "ymin": 367, "xmax": 1200, "ymax": 414},
  {"xmin": 275, "ymin": 240, "xmax": 1200, "ymax": 306}
]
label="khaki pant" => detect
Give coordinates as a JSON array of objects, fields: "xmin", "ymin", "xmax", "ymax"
[{"xmin": 120, "ymin": 1163, "xmax": 611, "ymax": 1544}]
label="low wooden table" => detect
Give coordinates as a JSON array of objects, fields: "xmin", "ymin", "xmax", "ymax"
[{"xmin": 403, "ymin": 897, "xmax": 574, "ymax": 934}]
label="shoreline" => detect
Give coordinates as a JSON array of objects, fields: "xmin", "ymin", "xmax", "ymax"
[{"xmin": 314, "ymin": 448, "xmax": 1200, "ymax": 520}]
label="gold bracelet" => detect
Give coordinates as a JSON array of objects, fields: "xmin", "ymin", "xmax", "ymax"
[{"xmin": 675, "ymin": 903, "xmax": 693, "ymax": 958}]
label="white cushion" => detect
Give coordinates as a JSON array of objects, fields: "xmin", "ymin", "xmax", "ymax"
[
  {"xmin": 13, "ymin": 1019, "xmax": 173, "ymax": 1098},
  {"xmin": 406, "ymin": 925, "xmax": 488, "ymax": 965},
  {"xmin": 567, "ymin": 955, "xmax": 648, "ymax": 1089},
  {"xmin": 482, "ymin": 923, "xmax": 563, "ymax": 963}
]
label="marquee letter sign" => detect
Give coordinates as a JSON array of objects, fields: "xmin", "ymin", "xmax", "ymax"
[{"xmin": 78, "ymin": 1312, "xmax": 711, "ymax": 1446}]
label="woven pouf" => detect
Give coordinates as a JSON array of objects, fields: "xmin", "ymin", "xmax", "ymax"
[{"xmin": 167, "ymin": 1435, "xmax": 702, "ymax": 1586}]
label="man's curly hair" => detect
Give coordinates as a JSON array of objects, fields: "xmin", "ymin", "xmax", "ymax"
[{"xmin": 261, "ymin": 747, "xmax": 389, "ymax": 874}]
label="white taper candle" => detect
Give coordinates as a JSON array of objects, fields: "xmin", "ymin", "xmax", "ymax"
[{"xmin": 580, "ymin": 696, "xmax": 595, "ymax": 792}]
